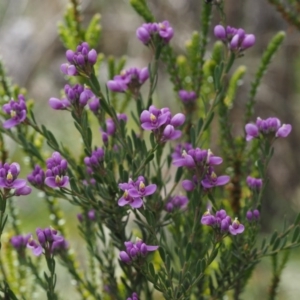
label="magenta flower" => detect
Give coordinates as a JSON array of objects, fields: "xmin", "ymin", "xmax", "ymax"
[
  {"xmin": 245, "ymin": 117, "xmax": 292, "ymax": 141},
  {"xmin": 0, "ymin": 163, "xmax": 27, "ymax": 190},
  {"xmin": 27, "ymin": 227, "xmax": 68, "ymax": 256},
  {"xmin": 15, "ymin": 185, "xmax": 32, "ymax": 196},
  {"xmin": 118, "ymin": 176, "xmax": 156, "ymax": 209},
  {"xmin": 127, "ymin": 293, "xmax": 139, "ymax": 300},
  {"xmin": 246, "ymin": 209, "xmax": 260, "ymax": 222},
  {"xmin": 44, "ymin": 152, "xmax": 69, "ymax": 188},
  {"xmin": 2, "ymin": 95, "xmax": 27, "ymax": 129},
  {"xmin": 107, "ymin": 67, "xmax": 149, "ymax": 93},
  {"xmin": 61, "ymin": 42, "xmax": 97, "ymax": 76},
  {"xmin": 136, "ymin": 21, "xmax": 173, "ymax": 45},
  {"xmin": 276, "ymin": 124, "xmax": 292, "ymax": 138},
  {"xmin": 201, "ymin": 171, "xmax": 230, "ymax": 189},
  {"xmin": 165, "ymin": 195, "xmax": 188, "ymax": 212},
  {"xmin": 10, "ymin": 234, "xmax": 31, "ymax": 252},
  {"xmin": 119, "ymin": 239, "xmax": 159, "ymax": 264},
  {"xmin": 178, "ymin": 90, "xmax": 197, "ymax": 104},
  {"xmin": 140, "ymin": 105, "xmax": 185, "ymax": 143},
  {"xmin": 84, "ymin": 147, "xmax": 105, "ymax": 171},
  {"xmin": 229, "ymin": 218, "xmax": 245, "ymax": 235},
  {"xmin": 49, "ymin": 84, "xmax": 95, "ymax": 110},
  {"xmin": 201, "ymin": 210, "xmax": 216, "ymax": 226},
  {"xmin": 246, "ymin": 176, "xmax": 262, "ymax": 190},
  {"xmin": 27, "ymin": 165, "xmax": 45, "ymax": 188},
  {"xmin": 214, "ymin": 25, "xmax": 255, "ymax": 54}
]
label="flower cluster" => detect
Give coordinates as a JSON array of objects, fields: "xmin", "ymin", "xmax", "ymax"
[
  {"xmin": 165, "ymin": 195, "xmax": 188, "ymax": 212},
  {"xmin": 136, "ymin": 21, "xmax": 174, "ymax": 45},
  {"xmin": 118, "ymin": 176, "xmax": 157, "ymax": 209},
  {"xmin": 140, "ymin": 105, "xmax": 185, "ymax": 143},
  {"xmin": 173, "ymin": 147, "xmax": 229, "ymax": 191},
  {"xmin": 60, "ymin": 42, "xmax": 97, "ymax": 76},
  {"xmin": 45, "ymin": 152, "xmax": 69, "ymax": 188},
  {"xmin": 201, "ymin": 209, "xmax": 245, "ymax": 235},
  {"xmin": 127, "ymin": 293, "xmax": 139, "ymax": 300},
  {"xmin": 2, "ymin": 94, "xmax": 27, "ymax": 129},
  {"xmin": 246, "ymin": 209, "xmax": 260, "ymax": 222},
  {"xmin": 77, "ymin": 209, "xmax": 96, "ymax": 222},
  {"xmin": 119, "ymin": 239, "xmax": 159, "ymax": 264},
  {"xmin": 27, "ymin": 165, "xmax": 45, "ymax": 188},
  {"xmin": 245, "ymin": 117, "xmax": 292, "ymax": 141},
  {"xmin": 0, "ymin": 162, "xmax": 31, "ymax": 195},
  {"xmin": 27, "ymin": 227, "xmax": 68, "ymax": 256},
  {"xmin": 246, "ymin": 176, "xmax": 262, "ymax": 190},
  {"xmin": 107, "ymin": 67, "xmax": 149, "ymax": 93},
  {"xmin": 49, "ymin": 84, "xmax": 96, "ymax": 112},
  {"xmin": 84, "ymin": 147, "xmax": 105, "ymax": 173},
  {"xmin": 178, "ymin": 90, "xmax": 197, "ymax": 104},
  {"xmin": 214, "ymin": 25, "xmax": 255, "ymax": 53}
]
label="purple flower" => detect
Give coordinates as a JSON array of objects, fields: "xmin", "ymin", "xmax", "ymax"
[
  {"xmin": 88, "ymin": 97, "xmax": 101, "ymax": 114},
  {"xmin": 119, "ymin": 239, "xmax": 158, "ymax": 264},
  {"xmin": 246, "ymin": 176, "xmax": 262, "ymax": 190},
  {"xmin": 27, "ymin": 227, "xmax": 68, "ymax": 256},
  {"xmin": 201, "ymin": 170, "xmax": 230, "ymax": 189},
  {"xmin": 118, "ymin": 176, "xmax": 156, "ymax": 209},
  {"xmin": 140, "ymin": 105, "xmax": 185, "ymax": 143},
  {"xmin": 178, "ymin": 90, "xmax": 197, "ymax": 103},
  {"xmin": 136, "ymin": 21, "xmax": 173, "ymax": 45},
  {"xmin": 49, "ymin": 84, "xmax": 95, "ymax": 111},
  {"xmin": 172, "ymin": 143, "xmax": 193, "ymax": 160},
  {"xmin": 201, "ymin": 210, "xmax": 216, "ymax": 226},
  {"xmin": 245, "ymin": 123, "xmax": 259, "ymax": 141},
  {"xmin": 2, "ymin": 95, "xmax": 27, "ymax": 129},
  {"xmin": 157, "ymin": 21, "xmax": 174, "ymax": 43},
  {"xmin": 127, "ymin": 292, "xmax": 139, "ymax": 300},
  {"xmin": 107, "ymin": 67, "xmax": 149, "ymax": 93},
  {"xmin": 10, "ymin": 234, "xmax": 31, "ymax": 252},
  {"xmin": 14, "ymin": 185, "xmax": 32, "ymax": 196},
  {"xmin": 229, "ymin": 218, "xmax": 245, "ymax": 235},
  {"xmin": 182, "ymin": 179, "xmax": 195, "ymax": 191},
  {"xmin": 214, "ymin": 25, "xmax": 255, "ymax": 54},
  {"xmin": 61, "ymin": 42, "xmax": 98, "ymax": 76},
  {"xmin": 84, "ymin": 147, "xmax": 105, "ymax": 171},
  {"xmin": 0, "ymin": 162, "xmax": 27, "ymax": 190},
  {"xmin": 165, "ymin": 195, "xmax": 188, "ymax": 212},
  {"xmin": 44, "ymin": 152, "xmax": 69, "ymax": 188},
  {"xmin": 27, "ymin": 165, "xmax": 45, "ymax": 188},
  {"xmin": 247, "ymin": 209, "xmax": 260, "ymax": 222},
  {"xmin": 276, "ymin": 124, "xmax": 292, "ymax": 138},
  {"xmin": 214, "ymin": 25, "xmax": 226, "ymax": 40},
  {"xmin": 245, "ymin": 117, "xmax": 292, "ymax": 141}
]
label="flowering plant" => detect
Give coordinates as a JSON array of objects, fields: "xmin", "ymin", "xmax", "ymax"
[{"xmin": 0, "ymin": 0, "xmax": 299, "ymax": 299}]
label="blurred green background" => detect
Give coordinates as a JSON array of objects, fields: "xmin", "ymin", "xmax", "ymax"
[{"xmin": 1, "ymin": 0, "xmax": 300, "ymax": 299}]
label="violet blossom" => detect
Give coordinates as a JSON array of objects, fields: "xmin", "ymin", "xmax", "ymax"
[
  {"xmin": 214, "ymin": 25, "xmax": 255, "ymax": 54},
  {"xmin": 60, "ymin": 42, "xmax": 97, "ymax": 76},
  {"xmin": 201, "ymin": 169, "xmax": 230, "ymax": 189},
  {"xmin": 201, "ymin": 210, "xmax": 245, "ymax": 236},
  {"xmin": 27, "ymin": 227, "xmax": 68, "ymax": 256},
  {"xmin": 165, "ymin": 195, "xmax": 188, "ymax": 212},
  {"xmin": 2, "ymin": 94, "xmax": 27, "ymax": 129},
  {"xmin": 136, "ymin": 21, "xmax": 173, "ymax": 45},
  {"xmin": 101, "ymin": 113, "xmax": 127, "ymax": 137},
  {"xmin": 49, "ymin": 84, "xmax": 95, "ymax": 111},
  {"xmin": 245, "ymin": 117, "xmax": 292, "ymax": 141},
  {"xmin": 127, "ymin": 292, "xmax": 139, "ymax": 300},
  {"xmin": 107, "ymin": 67, "xmax": 149, "ymax": 93},
  {"xmin": 44, "ymin": 152, "xmax": 69, "ymax": 188},
  {"xmin": 178, "ymin": 90, "xmax": 197, "ymax": 104},
  {"xmin": 246, "ymin": 176, "xmax": 262, "ymax": 190},
  {"xmin": 27, "ymin": 165, "xmax": 45, "ymax": 188},
  {"xmin": 118, "ymin": 176, "xmax": 157, "ymax": 209},
  {"xmin": 10, "ymin": 234, "xmax": 31, "ymax": 254},
  {"xmin": 84, "ymin": 147, "xmax": 105, "ymax": 171},
  {"xmin": 0, "ymin": 162, "xmax": 27, "ymax": 190},
  {"xmin": 119, "ymin": 239, "xmax": 159, "ymax": 264},
  {"xmin": 140, "ymin": 105, "xmax": 185, "ymax": 143},
  {"xmin": 246, "ymin": 209, "xmax": 260, "ymax": 222}
]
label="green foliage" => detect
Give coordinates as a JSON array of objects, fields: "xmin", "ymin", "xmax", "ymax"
[
  {"xmin": 246, "ymin": 31, "xmax": 285, "ymax": 122},
  {"xmin": 130, "ymin": 0, "xmax": 155, "ymax": 22}
]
